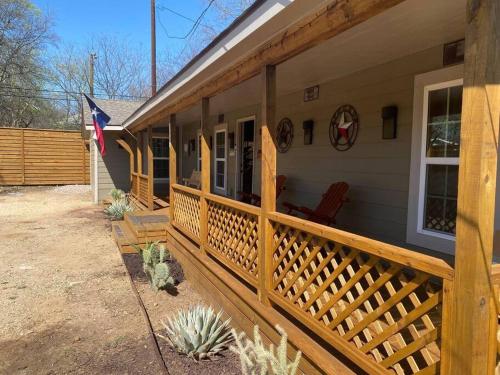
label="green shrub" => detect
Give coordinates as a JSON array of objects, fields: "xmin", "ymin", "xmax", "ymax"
[
  {"xmin": 110, "ymin": 188, "xmax": 126, "ymax": 201},
  {"xmin": 231, "ymin": 325, "xmax": 301, "ymax": 375},
  {"xmin": 159, "ymin": 304, "xmax": 233, "ymax": 360},
  {"xmin": 104, "ymin": 199, "xmax": 133, "ymax": 220},
  {"xmin": 135, "ymin": 242, "xmax": 175, "ymax": 291}
]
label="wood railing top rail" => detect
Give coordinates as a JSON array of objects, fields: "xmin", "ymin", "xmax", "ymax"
[
  {"xmin": 205, "ymin": 192, "xmax": 261, "ymax": 216},
  {"xmin": 268, "ymin": 211, "xmax": 454, "ymax": 281},
  {"xmin": 131, "ymin": 172, "xmax": 148, "ymax": 179},
  {"xmin": 492, "ymin": 264, "xmax": 500, "ymax": 285},
  {"xmin": 172, "ymin": 183, "xmax": 201, "ymax": 196}
]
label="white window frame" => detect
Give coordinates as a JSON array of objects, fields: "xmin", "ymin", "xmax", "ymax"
[
  {"xmin": 407, "ymin": 64, "xmax": 463, "ymax": 255},
  {"xmin": 213, "ymin": 124, "xmax": 228, "ymax": 194},
  {"xmin": 152, "ymin": 135, "xmax": 169, "ymax": 182}
]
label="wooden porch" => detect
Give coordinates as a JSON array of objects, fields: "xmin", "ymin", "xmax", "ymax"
[{"xmin": 119, "ymin": 0, "xmax": 500, "ymax": 373}]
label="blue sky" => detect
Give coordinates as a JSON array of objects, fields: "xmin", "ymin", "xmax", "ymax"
[{"xmin": 32, "ymin": 0, "xmax": 215, "ymax": 56}]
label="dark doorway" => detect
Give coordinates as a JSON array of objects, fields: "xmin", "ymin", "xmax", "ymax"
[{"xmin": 239, "ymin": 119, "xmax": 255, "ymax": 202}]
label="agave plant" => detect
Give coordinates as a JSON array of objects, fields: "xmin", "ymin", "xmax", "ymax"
[
  {"xmin": 110, "ymin": 188, "xmax": 126, "ymax": 201},
  {"xmin": 104, "ymin": 199, "xmax": 133, "ymax": 220},
  {"xmin": 231, "ymin": 325, "xmax": 301, "ymax": 375},
  {"xmin": 135, "ymin": 242, "xmax": 175, "ymax": 291},
  {"xmin": 159, "ymin": 305, "xmax": 233, "ymax": 360}
]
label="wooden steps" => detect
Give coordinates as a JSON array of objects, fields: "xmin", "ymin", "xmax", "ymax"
[{"xmin": 111, "ymin": 210, "xmax": 169, "ymax": 253}]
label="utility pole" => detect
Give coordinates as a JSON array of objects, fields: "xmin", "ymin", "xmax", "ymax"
[
  {"xmin": 151, "ymin": 0, "xmax": 157, "ymax": 96},
  {"xmin": 89, "ymin": 53, "xmax": 97, "ymax": 97}
]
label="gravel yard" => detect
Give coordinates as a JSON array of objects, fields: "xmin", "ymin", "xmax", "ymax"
[{"xmin": 0, "ymin": 186, "xmax": 164, "ymax": 374}]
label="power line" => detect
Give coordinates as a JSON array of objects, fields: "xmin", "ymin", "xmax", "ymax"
[
  {"xmin": 156, "ymin": 0, "xmax": 215, "ymax": 40},
  {"xmin": 0, "ymin": 85, "xmax": 148, "ymax": 100},
  {"xmin": 0, "ymin": 92, "xmax": 80, "ymax": 102}
]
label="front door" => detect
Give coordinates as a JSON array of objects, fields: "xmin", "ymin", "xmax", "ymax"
[{"xmin": 239, "ymin": 119, "xmax": 255, "ymax": 202}]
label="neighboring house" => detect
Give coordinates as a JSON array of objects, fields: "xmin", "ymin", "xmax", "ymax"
[
  {"xmin": 106, "ymin": 0, "xmax": 500, "ymax": 374},
  {"xmin": 82, "ymin": 98, "xmax": 144, "ymax": 203}
]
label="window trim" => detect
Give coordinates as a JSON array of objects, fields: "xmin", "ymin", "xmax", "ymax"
[
  {"xmin": 417, "ymin": 79, "xmax": 462, "ymax": 242},
  {"xmin": 213, "ymin": 124, "xmax": 228, "ymax": 194},
  {"xmin": 407, "ymin": 64, "xmax": 463, "ymax": 255},
  {"xmin": 152, "ymin": 135, "xmax": 169, "ymax": 182}
]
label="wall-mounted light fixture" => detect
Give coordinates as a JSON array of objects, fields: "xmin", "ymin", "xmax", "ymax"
[
  {"xmin": 382, "ymin": 106, "xmax": 398, "ymax": 139},
  {"xmin": 303, "ymin": 120, "xmax": 314, "ymax": 145}
]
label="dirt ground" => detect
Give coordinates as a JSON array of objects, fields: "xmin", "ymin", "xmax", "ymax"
[{"xmin": 0, "ymin": 186, "xmax": 240, "ymax": 375}]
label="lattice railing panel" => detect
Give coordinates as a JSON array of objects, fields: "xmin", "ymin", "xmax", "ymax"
[
  {"xmin": 131, "ymin": 174, "xmax": 138, "ymax": 196},
  {"xmin": 269, "ymin": 220, "xmax": 444, "ymax": 375},
  {"xmin": 172, "ymin": 187, "xmax": 201, "ymax": 240},
  {"xmin": 207, "ymin": 199, "xmax": 259, "ymax": 285}
]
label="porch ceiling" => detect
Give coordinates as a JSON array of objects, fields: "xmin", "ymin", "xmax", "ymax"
[{"xmin": 176, "ymin": 0, "xmax": 465, "ymax": 125}]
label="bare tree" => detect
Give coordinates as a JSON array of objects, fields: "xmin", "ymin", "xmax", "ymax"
[{"xmin": 0, "ymin": 0, "xmax": 55, "ymax": 127}]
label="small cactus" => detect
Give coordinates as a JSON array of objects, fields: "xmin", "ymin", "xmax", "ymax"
[
  {"xmin": 135, "ymin": 242, "xmax": 175, "ymax": 291},
  {"xmin": 110, "ymin": 188, "xmax": 126, "ymax": 201},
  {"xmin": 231, "ymin": 325, "xmax": 301, "ymax": 375},
  {"xmin": 104, "ymin": 199, "xmax": 133, "ymax": 220}
]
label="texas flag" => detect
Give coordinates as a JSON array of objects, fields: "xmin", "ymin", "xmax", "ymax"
[{"xmin": 84, "ymin": 94, "xmax": 110, "ymax": 156}]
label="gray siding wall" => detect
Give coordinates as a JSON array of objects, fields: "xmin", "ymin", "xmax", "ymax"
[
  {"xmin": 178, "ymin": 45, "xmax": 444, "ymax": 246},
  {"xmin": 275, "ymin": 46, "xmax": 443, "ymax": 245},
  {"xmin": 94, "ymin": 132, "xmax": 131, "ymax": 202}
]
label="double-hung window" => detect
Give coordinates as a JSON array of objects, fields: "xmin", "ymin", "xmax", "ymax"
[
  {"xmin": 152, "ymin": 136, "xmax": 169, "ymax": 181},
  {"xmin": 407, "ymin": 66, "xmax": 463, "ymax": 255},
  {"xmin": 214, "ymin": 126, "xmax": 227, "ymax": 193},
  {"xmin": 420, "ymin": 82, "xmax": 462, "ymax": 237}
]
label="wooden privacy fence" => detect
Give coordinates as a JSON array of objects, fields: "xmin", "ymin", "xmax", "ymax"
[
  {"xmin": 0, "ymin": 128, "xmax": 90, "ymax": 186},
  {"xmin": 170, "ymin": 183, "xmax": 456, "ymax": 374}
]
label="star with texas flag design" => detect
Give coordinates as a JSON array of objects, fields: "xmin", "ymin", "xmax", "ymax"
[
  {"xmin": 329, "ymin": 104, "xmax": 359, "ymax": 151},
  {"xmin": 337, "ymin": 112, "xmax": 353, "ymax": 140}
]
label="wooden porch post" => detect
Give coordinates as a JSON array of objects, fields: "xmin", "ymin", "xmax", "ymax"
[
  {"xmin": 200, "ymin": 97, "xmax": 210, "ymax": 255},
  {"xmin": 169, "ymin": 114, "xmax": 177, "ymax": 219},
  {"xmin": 446, "ymin": 1, "xmax": 500, "ymax": 374},
  {"xmin": 136, "ymin": 131, "xmax": 143, "ymax": 198},
  {"xmin": 136, "ymin": 131, "xmax": 142, "ymax": 174},
  {"xmin": 258, "ymin": 65, "xmax": 276, "ymax": 305},
  {"xmin": 147, "ymin": 125, "xmax": 154, "ymax": 210}
]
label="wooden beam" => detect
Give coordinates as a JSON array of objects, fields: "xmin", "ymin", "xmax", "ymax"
[
  {"xmin": 169, "ymin": 114, "xmax": 177, "ymax": 219},
  {"xmin": 200, "ymin": 97, "xmax": 210, "ymax": 255},
  {"xmin": 147, "ymin": 125, "xmax": 154, "ymax": 210},
  {"xmin": 136, "ymin": 131, "xmax": 142, "ymax": 175},
  {"xmin": 258, "ymin": 65, "xmax": 276, "ymax": 305},
  {"xmin": 446, "ymin": 1, "xmax": 500, "ymax": 374},
  {"xmin": 129, "ymin": 0, "xmax": 404, "ymax": 131}
]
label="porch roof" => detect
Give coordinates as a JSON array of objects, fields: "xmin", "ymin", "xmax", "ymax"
[{"xmin": 122, "ymin": 0, "xmax": 328, "ymax": 130}]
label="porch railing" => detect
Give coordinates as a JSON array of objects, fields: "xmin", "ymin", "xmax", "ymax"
[
  {"xmin": 171, "ymin": 184, "xmax": 201, "ymax": 241},
  {"xmin": 131, "ymin": 172, "xmax": 149, "ymax": 207},
  {"xmin": 170, "ymin": 184, "xmax": 456, "ymax": 374}
]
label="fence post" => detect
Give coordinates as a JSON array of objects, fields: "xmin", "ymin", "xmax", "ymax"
[
  {"xmin": 258, "ymin": 65, "xmax": 276, "ymax": 305},
  {"xmin": 200, "ymin": 97, "xmax": 210, "ymax": 255},
  {"xmin": 20, "ymin": 129, "xmax": 25, "ymax": 185}
]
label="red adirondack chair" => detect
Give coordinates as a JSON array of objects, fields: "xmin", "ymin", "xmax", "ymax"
[
  {"xmin": 239, "ymin": 175, "xmax": 287, "ymax": 206},
  {"xmin": 283, "ymin": 182, "xmax": 349, "ymax": 226}
]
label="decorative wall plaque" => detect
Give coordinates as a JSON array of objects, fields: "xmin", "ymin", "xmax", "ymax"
[
  {"xmin": 329, "ymin": 105, "xmax": 359, "ymax": 151},
  {"xmin": 276, "ymin": 117, "xmax": 294, "ymax": 153}
]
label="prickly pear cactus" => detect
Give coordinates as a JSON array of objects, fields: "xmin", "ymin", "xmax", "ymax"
[{"xmin": 135, "ymin": 242, "xmax": 175, "ymax": 291}]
